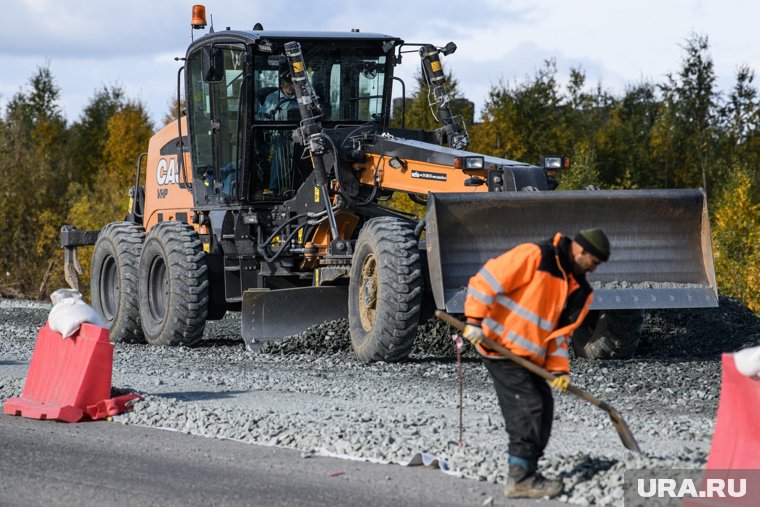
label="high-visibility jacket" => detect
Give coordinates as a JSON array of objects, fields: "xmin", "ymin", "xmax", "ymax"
[{"xmin": 464, "ymin": 233, "xmax": 593, "ymax": 373}]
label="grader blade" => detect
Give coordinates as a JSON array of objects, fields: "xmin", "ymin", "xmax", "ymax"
[
  {"xmin": 425, "ymin": 189, "xmax": 717, "ymax": 313},
  {"xmin": 241, "ymin": 286, "xmax": 348, "ymax": 351}
]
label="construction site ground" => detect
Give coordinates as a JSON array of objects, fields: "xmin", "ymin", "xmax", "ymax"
[{"xmin": 1, "ymin": 296, "xmax": 759, "ymax": 506}]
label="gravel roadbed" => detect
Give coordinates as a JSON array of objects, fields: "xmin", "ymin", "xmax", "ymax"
[{"xmin": 2, "ymin": 297, "xmax": 758, "ymax": 505}]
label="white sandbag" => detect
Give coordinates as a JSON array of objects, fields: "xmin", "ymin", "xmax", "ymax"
[
  {"xmin": 734, "ymin": 346, "xmax": 760, "ymax": 379},
  {"xmin": 48, "ymin": 288, "xmax": 106, "ymax": 338}
]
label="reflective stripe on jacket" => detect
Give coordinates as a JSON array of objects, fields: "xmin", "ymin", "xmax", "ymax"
[{"xmin": 464, "ymin": 233, "xmax": 593, "ymax": 373}]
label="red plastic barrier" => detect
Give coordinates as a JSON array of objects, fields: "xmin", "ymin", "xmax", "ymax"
[
  {"xmin": 705, "ymin": 354, "xmax": 760, "ymax": 470},
  {"xmin": 680, "ymin": 354, "xmax": 760, "ymax": 507},
  {"xmin": 85, "ymin": 393, "xmax": 141, "ymax": 420},
  {"xmin": 3, "ymin": 323, "xmax": 137, "ymax": 423}
]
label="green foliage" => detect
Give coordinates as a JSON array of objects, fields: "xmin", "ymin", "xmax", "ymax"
[
  {"xmin": 390, "ymin": 70, "xmax": 473, "ymax": 134},
  {"xmin": 595, "ymin": 82, "xmax": 660, "ymax": 188},
  {"xmin": 471, "ymin": 60, "xmax": 567, "ymax": 163},
  {"xmin": 557, "ymin": 142, "xmax": 601, "ymax": 190},
  {"xmin": 67, "ymin": 85, "xmax": 126, "ymax": 186},
  {"xmin": 0, "ymin": 65, "xmax": 69, "ymax": 297},
  {"xmin": 64, "ymin": 102, "xmax": 153, "ymax": 296},
  {"xmin": 0, "ymin": 65, "xmax": 153, "ymax": 299},
  {"xmin": 1, "ymin": 33, "xmax": 759, "ymax": 314},
  {"xmin": 384, "ymin": 193, "xmax": 426, "ymax": 218},
  {"xmin": 654, "ymin": 34, "xmax": 720, "ymax": 190},
  {"xmin": 711, "ymin": 166, "xmax": 760, "ymax": 313},
  {"xmin": 163, "ymin": 95, "xmax": 186, "ymax": 127}
]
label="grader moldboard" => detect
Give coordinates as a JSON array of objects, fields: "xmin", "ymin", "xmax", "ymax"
[{"xmin": 61, "ymin": 9, "xmax": 717, "ymax": 362}]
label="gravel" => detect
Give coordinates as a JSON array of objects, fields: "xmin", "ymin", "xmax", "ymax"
[{"xmin": 2, "ymin": 295, "xmax": 759, "ymax": 505}]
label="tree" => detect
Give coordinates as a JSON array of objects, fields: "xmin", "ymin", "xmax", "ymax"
[
  {"xmin": 470, "ymin": 60, "xmax": 567, "ymax": 164},
  {"xmin": 390, "ymin": 70, "xmax": 473, "ymax": 134},
  {"xmin": 595, "ymin": 81, "xmax": 660, "ymax": 188},
  {"xmin": 67, "ymin": 85, "xmax": 126, "ymax": 187},
  {"xmin": 657, "ymin": 34, "xmax": 720, "ymax": 190},
  {"xmin": 162, "ymin": 94, "xmax": 186, "ymax": 127},
  {"xmin": 67, "ymin": 100, "xmax": 153, "ymax": 231},
  {"xmin": 565, "ymin": 67, "xmax": 613, "ymax": 145},
  {"xmin": 711, "ymin": 165, "xmax": 760, "ymax": 313},
  {"xmin": 64, "ymin": 101, "xmax": 153, "ymax": 296},
  {"xmin": 557, "ymin": 141, "xmax": 601, "ymax": 190},
  {"xmin": 0, "ymin": 65, "xmax": 69, "ymax": 296},
  {"xmin": 717, "ymin": 65, "xmax": 760, "ymax": 179}
]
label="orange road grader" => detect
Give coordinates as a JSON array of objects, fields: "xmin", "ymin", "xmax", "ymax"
[{"xmin": 61, "ymin": 12, "xmax": 717, "ymax": 361}]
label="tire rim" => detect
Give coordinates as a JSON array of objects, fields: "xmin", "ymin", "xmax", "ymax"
[
  {"xmin": 99, "ymin": 255, "xmax": 118, "ymax": 322},
  {"xmin": 359, "ymin": 253, "xmax": 377, "ymax": 331},
  {"xmin": 147, "ymin": 255, "xmax": 168, "ymax": 323}
]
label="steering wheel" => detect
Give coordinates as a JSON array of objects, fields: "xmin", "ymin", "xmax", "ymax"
[{"xmin": 274, "ymin": 97, "xmax": 297, "ymax": 112}]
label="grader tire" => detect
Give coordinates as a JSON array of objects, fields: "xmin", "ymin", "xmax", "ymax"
[
  {"xmin": 90, "ymin": 221, "xmax": 145, "ymax": 343},
  {"xmin": 349, "ymin": 217, "xmax": 423, "ymax": 362},
  {"xmin": 572, "ymin": 310, "xmax": 644, "ymax": 359},
  {"xmin": 138, "ymin": 221, "xmax": 209, "ymax": 346}
]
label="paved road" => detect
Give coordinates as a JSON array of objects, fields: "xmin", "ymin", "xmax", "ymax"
[{"xmin": 0, "ymin": 414, "xmax": 564, "ymax": 507}]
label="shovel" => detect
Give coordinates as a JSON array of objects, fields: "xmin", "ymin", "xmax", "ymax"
[{"xmin": 435, "ymin": 310, "xmax": 641, "ymax": 453}]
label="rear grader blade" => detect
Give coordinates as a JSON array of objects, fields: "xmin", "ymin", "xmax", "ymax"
[
  {"xmin": 241, "ymin": 286, "xmax": 348, "ymax": 351},
  {"xmin": 425, "ymin": 188, "xmax": 717, "ymax": 313}
]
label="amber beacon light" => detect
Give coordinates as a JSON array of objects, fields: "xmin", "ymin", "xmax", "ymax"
[{"xmin": 191, "ymin": 5, "xmax": 207, "ymax": 29}]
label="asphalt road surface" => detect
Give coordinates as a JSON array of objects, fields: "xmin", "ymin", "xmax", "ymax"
[{"xmin": 0, "ymin": 414, "xmax": 563, "ymax": 507}]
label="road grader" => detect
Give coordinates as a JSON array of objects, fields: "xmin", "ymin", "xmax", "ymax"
[{"xmin": 61, "ymin": 7, "xmax": 717, "ymax": 361}]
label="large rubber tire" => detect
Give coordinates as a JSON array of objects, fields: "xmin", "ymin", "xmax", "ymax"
[
  {"xmin": 90, "ymin": 222, "xmax": 145, "ymax": 343},
  {"xmin": 349, "ymin": 217, "xmax": 423, "ymax": 362},
  {"xmin": 572, "ymin": 310, "xmax": 644, "ymax": 359},
  {"xmin": 138, "ymin": 221, "xmax": 209, "ymax": 346}
]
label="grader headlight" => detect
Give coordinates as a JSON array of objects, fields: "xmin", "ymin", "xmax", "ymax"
[
  {"xmin": 454, "ymin": 156, "xmax": 484, "ymax": 170},
  {"xmin": 541, "ymin": 155, "xmax": 570, "ymax": 171}
]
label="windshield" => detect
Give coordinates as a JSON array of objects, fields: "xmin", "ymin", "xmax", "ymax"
[{"xmin": 254, "ymin": 46, "xmax": 387, "ymax": 123}]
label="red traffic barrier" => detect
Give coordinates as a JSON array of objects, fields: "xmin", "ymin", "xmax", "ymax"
[
  {"xmin": 85, "ymin": 394, "xmax": 141, "ymax": 420},
  {"xmin": 680, "ymin": 354, "xmax": 760, "ymax": 507},
  {"xmin": 3, "ymin": 323, "xmax": 140, "ymax": 423},
  {"xmin": 705, "ymin": 353, "xmax": 760, "ymax": 470}
]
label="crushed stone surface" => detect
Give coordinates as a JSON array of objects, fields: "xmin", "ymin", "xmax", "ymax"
[{"xmin": 1, "ymin": 295, "xmax": 759, "ymax": 505}]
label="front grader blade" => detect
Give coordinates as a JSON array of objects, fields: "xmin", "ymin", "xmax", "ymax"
[
  {"xmin": 425, "ymin": 189, "xmax": 717, "ymax": 313},
  {"xmin": 241, "ymin": 286, "xmax": 348, "ymax": 351}
]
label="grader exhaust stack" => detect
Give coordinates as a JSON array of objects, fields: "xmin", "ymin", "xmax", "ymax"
[{"xmin": 425, "ymin": 188, "xmax": 717, "ymax": 313}]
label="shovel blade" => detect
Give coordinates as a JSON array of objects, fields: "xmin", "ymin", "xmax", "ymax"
[{"xmin": 608, "ymin": 408, "xmax": 641, "ymax": 453}]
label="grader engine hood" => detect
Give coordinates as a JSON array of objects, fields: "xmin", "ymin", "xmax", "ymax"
[{"xmin": 425, "ymin": 189, "xmax": 718, "ymax": 313}]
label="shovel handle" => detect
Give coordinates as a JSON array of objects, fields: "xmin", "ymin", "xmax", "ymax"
[
  {"xmin": 435, "ymin": 310, "xmax": 606, "ymax": 403},
  {"xmin": 434, "ymin": 310, "xmax": 642, "ymax": 453}
]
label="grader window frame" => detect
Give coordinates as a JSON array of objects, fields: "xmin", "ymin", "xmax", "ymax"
[{"xmin": 186, "ymin": 43, "xmax": 248, "ymax": 205}]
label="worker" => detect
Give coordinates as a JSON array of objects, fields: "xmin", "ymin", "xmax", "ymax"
[
  {"xmin": 258, "ymin": 70, "xmax": 298, "ymax": 121},
  {"xmin": 463, "ymin": 229, "xmax": 610, "ymax": 499},
  {"xmin": 256, "ymin": 70, "xmax": 300, "ymax": 194}
]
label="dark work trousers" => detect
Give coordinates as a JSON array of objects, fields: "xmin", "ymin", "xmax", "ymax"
[{"xmin": 482, "ymin": 357, "xmax": 554, "ymax": 468}]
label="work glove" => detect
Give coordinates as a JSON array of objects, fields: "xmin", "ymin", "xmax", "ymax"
[
  {"xmin": 548, "ymin": 374, "xmax": 570, "ymax": 393},
  {"xmin": 462, "ymin": 324, "xmax": 484, "ymax": 345}
]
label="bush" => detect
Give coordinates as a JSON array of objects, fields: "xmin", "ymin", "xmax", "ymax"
[{"xmin": 711, "ymin": 166, "xmax": 760, "ymax": 314}]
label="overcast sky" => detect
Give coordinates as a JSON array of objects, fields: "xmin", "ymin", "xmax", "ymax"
[{"xmin": 2, "ymin": 0, "xmax": 759, "ymax": 127}]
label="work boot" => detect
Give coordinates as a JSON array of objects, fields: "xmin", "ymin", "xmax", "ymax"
[{"xmin": 504, "ymin": 464, "xmax": 563, "ymax": 499}]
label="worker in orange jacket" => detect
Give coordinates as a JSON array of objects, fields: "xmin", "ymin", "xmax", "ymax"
[{"xmin": 463, "ymin": 228, "xmax": 610, "ymax": 499}]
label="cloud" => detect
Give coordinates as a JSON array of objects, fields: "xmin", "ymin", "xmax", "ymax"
[{"xmin": 1, "ymin": 0, "xmax": 758, "ymax": 126}]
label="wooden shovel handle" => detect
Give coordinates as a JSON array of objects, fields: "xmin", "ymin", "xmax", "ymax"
[
  {"xmin": 435, "ymin": 310, "xmax": 606, "ymax": 404},
  {"xmin": 434, "ymin": 310, "xmax": 642, "ymax": 453}
]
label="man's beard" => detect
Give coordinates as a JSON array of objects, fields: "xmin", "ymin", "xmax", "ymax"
[{"xmin": 571, "ymin": 260, "xmax": 585, "ymax": 279}]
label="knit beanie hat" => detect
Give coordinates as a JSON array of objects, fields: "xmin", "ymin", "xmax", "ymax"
[{"xmin": 574, "ymin": 228, "xmax": 610, "ymax": 262}]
